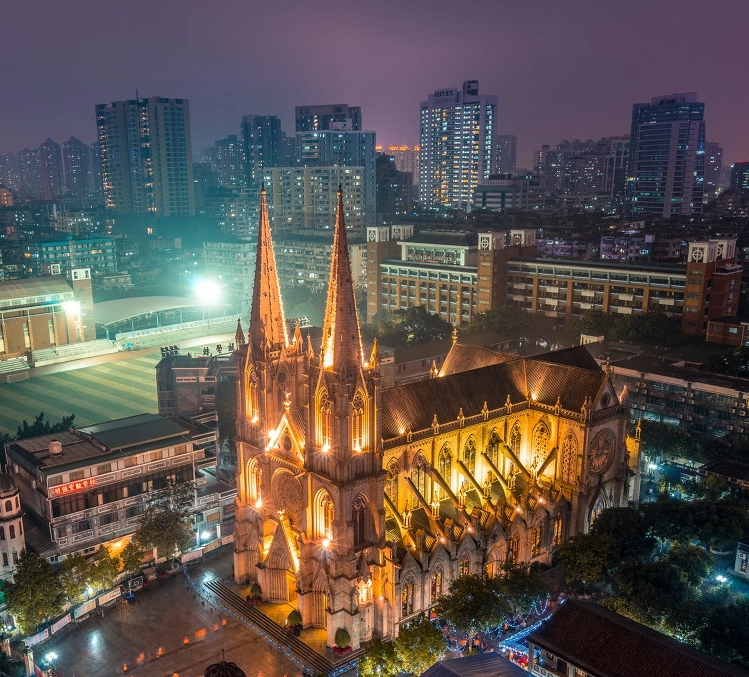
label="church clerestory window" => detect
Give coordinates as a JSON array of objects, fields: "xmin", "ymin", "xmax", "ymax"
[
  {"xmin": 561, "ymin": 431, "xmax": 577, "ymax": 484},
  {"xmin": 430, "ymin": 564, "xmax": 444, "ymax": 603},
  {"xmin": 401, "ymin": 575, "xmax": 415, "ymax": 617},
  {"xmin": 438, "ymin": 445, "xmax": 452, "ymax": 483},
  {"xmin": 385, "ymin": 459, "xmax": 399, "ymax": 505},
  {"xmin": 353, "ymin": 495, "xmax": 368, "ymax": 549},
  {"xmin": 463, "ymin": 438, "xmax": 476, "ymax": 475}
]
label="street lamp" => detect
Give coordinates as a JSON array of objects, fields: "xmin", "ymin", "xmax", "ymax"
[{"xmin": 193, "ymin": 279, "xmax": 220, "ymax": 321}]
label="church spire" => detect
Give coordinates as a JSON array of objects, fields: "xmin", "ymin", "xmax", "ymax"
[
  {"xmin": 249, "ymin": 185, "xmax": 288, "ymax": 356},
  {"xmin": 320, "ymin": 186, "xmax": 364, "ymax": 374}
]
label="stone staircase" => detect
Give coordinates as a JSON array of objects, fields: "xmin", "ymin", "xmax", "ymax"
[{"xmin": 203, "ymin": 579, "xmax": 364, "ymax": 676}]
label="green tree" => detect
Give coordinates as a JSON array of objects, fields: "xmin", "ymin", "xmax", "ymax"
[
  {"xmin": 6, "ymin": 550, "xmax": 63, "ymax": 634},
  {"xmin": 566, "ymin": 309, "xmax": 619, "ymax": 343},
  {"xmin": 358, "ymin": 637, "xmax": 400, "ymax": 677},
  {"xmin": 363, "ymin": 306, "xmax": 453, "ymax": 348},
  {"xmin": 90, "ymin": 545, "xmax": 120, "ymax": 591},
  {"xmin": 553, "ymin": 531, "xmax": 615, "ymax": 588},
  {"xmin": 436, "ymin": 574, "xmax": 509, "ymax": 636},
  {"xmin": 589, "ymin": 507, "xmax": 655, "ymax": 562},
  {"xmin": 120, "ymin": 540, "xmax": 145, "ymax": 576},
  {"xmin": 639, "ymin": 420, "xmax": 697, "ymax": 463},
  {"xmin": 134, "ymin": 479, "xmax": 195, "ymax": 557},
  {"xmin": 699, "ymin": 599, "xmax": 749, "ymax": 666},
  {"xmin": 57, "ymin": 552, "xmax": 93, "ymax": 605},
  {"xmin": 665, "ymin": 544, "xmax": 713, "ymax": 586},
  {"xmin": 494, "ymin": 562, "xmax": 550, "ymax": 616},
  {"xmin": 394, "ymin": 614, "xmax": 446, "ymax": 676},
  {"xmin": 16, "ymin": 412, "xmax": 76, "ymax": 440},
  {"xmin": 610, "ymin": 310, "xmax": 695, "ymax": 347}
]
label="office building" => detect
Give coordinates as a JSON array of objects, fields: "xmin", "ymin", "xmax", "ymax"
[
  {"xmin": 730, "ymin": 161, "xmax": 749, "ymax": 191},
  {"xmin": 295, "ymin": 103, "xmax": 362, "ymax": 132},
  {"xmin": 232, "ymin": 187, "xmax": 639, "ymax": 647},
  {"xmin": 472, "ymin": 173, "xmax": 544, "ymax": 212},
  {"xmin": 628, "ymin": 93, "xmax": 705, "ymax": 218},
  {"xmin": 496, "ymin": 134, "xmax": 517, "ymax": 173},
  {"xmin": 95, "ymin": 96, "xmax": 195, "ymax": 216},
  {"xmin": 419, "ymin": 80, "xmax": 498, "ymax": 211}
]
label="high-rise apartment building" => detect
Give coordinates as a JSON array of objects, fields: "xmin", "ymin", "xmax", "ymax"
[
  {"xmin": 62, "ymin": 136, "xmax": 91, "ymax": 201},
  {"xmin": 627, "ymin": 93, "xmax": 705, "ymax": 219},
  {"xmin": 205, "ymin": 134, "xmax": 245, "ymax": 188},
  {"xmin": 95, "ymin": 96, "xmax": 195, "ymax": 216},
  {"xmin": 730, "ymin": 162, "xmax": 749, "ymax": 191},
  {"xmin": 419, "ymin": 80, "xmax": 498, "ymax": 212},
  {"xmin": 39, "ymin": 138, "xmax": 64, "ymax": 200},
  {"xmin": 497, "ymin": 134, "xmax": 517, "ymax": 173},
  {"xmin": 241, "ymin": 115, "xmax": 289, "ymax": 186},
  {"xmin": 295, "ymin": 103, "xmax": 362, "ymax": 132},
  {"xmin": 387, "ymin": 146, "xmax": 420, "ymax": 187},
  {"xmin": 704, "ymin": 141, "xmax": 723, "ymax": 200}
]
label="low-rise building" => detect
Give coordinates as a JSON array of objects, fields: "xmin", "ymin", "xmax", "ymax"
[{"xmin": 5, "ymin": 413, "xmax": 232, "ymax": 560}]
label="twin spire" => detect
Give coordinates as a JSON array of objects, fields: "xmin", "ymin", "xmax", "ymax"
[
  {"xmin": 248, "ymin": 186, "xmax": 288, "ymax": 356},
  {"xmin": 320, "ymin": 186, "xmax": 365, "ymax": 374},
  {"xmin": 247, "ymin": 184, "xmax": 364, "ymax": 373}
]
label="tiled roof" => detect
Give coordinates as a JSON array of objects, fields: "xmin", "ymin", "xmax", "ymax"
[
  {"xmin": 381, "ymin": 346, "xmax": 604, "ymax": 439},
  {"xmin": 421, "ymin": 652, "xmax": 529, "ymax": 677},
  {"xmin": 439, "ymin": 343, "xmax": 516, "ymax": 376},
  {"xmin": 528, "ymin": 600, "xmax": 749, "ymax": 677}
]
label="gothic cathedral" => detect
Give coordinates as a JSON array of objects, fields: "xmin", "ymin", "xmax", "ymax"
[{"xmin": 233, "ymin": 188, "xmax": 640, "ymax": 649}]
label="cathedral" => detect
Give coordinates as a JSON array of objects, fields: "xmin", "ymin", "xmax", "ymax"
[{"xmin": 232, "ymin": 187, "xmax": 640, "ymax": 649}]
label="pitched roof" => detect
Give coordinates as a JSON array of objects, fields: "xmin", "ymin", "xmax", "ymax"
[
  {"xmin": 421, "ymin": 652, "xmax": 529, "ymax": 677},
  {"xmin": 439, "ymin": 343, "xmax": 516, "ymax": 376},
  {"xmin": 528, "ymin": 600, "xmax": 749, "ymax": 677},
  {"xmin": 381, "ymin": 346, "xmax": 604, "ymax": 439}
]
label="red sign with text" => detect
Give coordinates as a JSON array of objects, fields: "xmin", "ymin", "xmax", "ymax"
[{"xmin": 52, "ymin": 478, "xmax": 97, "ymax": 496}]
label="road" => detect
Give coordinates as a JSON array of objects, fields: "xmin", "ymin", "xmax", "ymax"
[{"xmin": 30, "ymin": 548, "xmax": 301, "ymax": 677}]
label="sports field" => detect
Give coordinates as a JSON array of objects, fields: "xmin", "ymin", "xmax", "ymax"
[{"xmin": 0, "ymin": 353, "xmax": 160, "ymax": 437}]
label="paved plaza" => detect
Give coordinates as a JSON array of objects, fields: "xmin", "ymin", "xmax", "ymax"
[{"xmin": 28, "ymin": 548, "xmax": 304, "ymax": 677}]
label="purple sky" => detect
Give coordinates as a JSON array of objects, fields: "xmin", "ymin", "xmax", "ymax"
[{"xmin": 2, "ymin": 0, "xmax": 748, "ymax": 168}]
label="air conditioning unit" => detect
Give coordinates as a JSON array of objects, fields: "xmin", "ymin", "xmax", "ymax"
[
  {"xmin": 678, "ymin": 397, "xmax": 685, "ymax": 402},
  {"xmin": 740, "ymin": 428, "xmax": 745, "ymax": 434},
  {"xmin": 688, "ymin": 399, "xmax": 695, "ymax": 405},
  {"xmin": 728, "ymin": 426, "xmax": 734, "ymax": 431},
  {"xmin": 741, "ymin": 411, "xmax": 746, "ymax": 417},
  {"xmin": 731, "ymin": 408, "xmax": 736, "ymax": 414},
  {"xmin": 687, "ymin": 416, "xmax": 693, "ymax": 421},
  {"xmin": 677, "ymin": 414, "xmax": 683, "ymax": 419}
]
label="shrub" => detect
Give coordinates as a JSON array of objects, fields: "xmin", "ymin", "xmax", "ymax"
[
  {"xmin": 287, "ymin": 609, "xmax": 302, "ymax": 627},
  {"xmin": 335, "ymin": 627, "xmax": 351, "ymax": 649}
]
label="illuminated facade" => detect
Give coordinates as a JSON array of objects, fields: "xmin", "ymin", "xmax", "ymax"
[
  {"xmin": 419, "ymin": 80, "xmax": 497, "ymax": 211},
  {"xmin": 233, "ymin": 189, "xmax": 639, "ymax": 646}
]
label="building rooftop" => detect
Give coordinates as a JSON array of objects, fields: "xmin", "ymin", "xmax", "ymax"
[
  {"xmin": 528, "ymin": 600, "xmax": 748, "ymax": 677},
  {"xmin": 8, "ymin": 414, "xmax": 193, "ymax": 473},
  {"xmin": 421, "ymin": 652, "xmax": 529, "ymax": 677},
  {"xmin": 0, "ymin": 276, "xmax": 74, "ymax": 303}
]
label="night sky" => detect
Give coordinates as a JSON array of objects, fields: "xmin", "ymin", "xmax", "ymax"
[{"xmin": 2, "ymin": 0, "xmax": 748, "ymax": 167}]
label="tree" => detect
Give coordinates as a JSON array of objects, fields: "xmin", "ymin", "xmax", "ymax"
[
  {"xmin": 362, "ymin": 306, "xmax": 453, "ymax": 348},
  {"xmin": 16, "ymin": 412, "xmax": 76, "ymax": 440},
  {"xmin": 699, "ymin": 599, "xmax": 749, "ymax": 667},
  {"xmin": 120, "ymin": 540, "xmax": 145, "ymax": 576},
  {"xmin": 494, "ymin": 561, "xmax": 550, "ymax": 616},
  {"xmin": 589, "ymin": 507, "xmax": 655, "ymax": 562},
  {"xmin": 553, "ymin": 531, "xmax": 615, "ymax": 588},
  {"xmin": 565, "ymin": 309, "xmax": 619, "ymax": 343},
  {"xmin": 436, "ymin": 574, "xmax": 510, "ymax": 636},
  {"xmin": 665, "ymin": 544, "xmax": 713, "ymax": 586},
  {"xmin": 394, "ymin": 614, "xmax": 446, "ymax": 676},
  {"xmin": 89, "ymin": 545, "xmax": 120, "ymax": 592},
  {"xmin": 6, "ymin": 550, "xmax": 63, "ymax": 634},
  {"xmin": 134, "ymin": 479, "xmax": 195, "ymax": 557},
  {"xmin": 359, "ymin": 637, "xmax": 400, "ymax": 677},
  {"xmin": 57, "ymin": 552, "xmax": 92, "ymax": 605}
]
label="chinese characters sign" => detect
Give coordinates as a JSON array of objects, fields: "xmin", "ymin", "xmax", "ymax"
[{"xmin": 51, "ymin": 478, "xmax": 96, "ymax": 496}]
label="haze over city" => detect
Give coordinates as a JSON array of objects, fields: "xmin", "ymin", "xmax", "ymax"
[{"xmin": 2, "ymin": 0, "xmax": 749, "ymax": 166}]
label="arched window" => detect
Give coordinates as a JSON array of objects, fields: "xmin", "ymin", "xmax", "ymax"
[
  {"xmin": 507, "ymin": 537, "xmax": 519, "ymax": 563},
  {"xmin": 438, "ymin": 445, "xmax": 452, "ymax": 483},
  {"xmin": 385, "ymin": 459, "xmax": 399, "ymax": 505},
  {"xmin": 247, "ymin": 369, "xmax": 259, "ymax": 421},
  {"xmin": 4, "ymin": 501, "xmax": 11, "ymax": 513},
  {"xmin": 352, "ymin": 495, "xmax": 368, "ymax": 549},
  {"xmin": 487, "ymin": 430, "xmax": 500, "ymax": 466},
  {"xmin": 1, "ymin": 553, "xmax": 6, "ymax": 567},
  {"xmin": 319, "ymin": 390, "xmax": 332, "ymax": 449},
  {"xmin": 0, "ymin": 527, "xmax": 5, "ymax": 541},
  {"xmin": 430, "ymin": 564, "xmax": 444, "ymax": 603},
  {"xmin": 14, "ymin": 497, "xmax": 18, "ymax": 509},
  {"xmin": 561, "ymin": 431, "xmax": 577, "ymax": 484},
  {"xmin": 458, "ymin": 551, "xmax": 470, "ymax": 577},
  {"xmin": 11, "ymin": 551, "xmax": 17, "ymax": 565},
  {"xmin": 316, "ymin": 491, "xmax": 334, "ymax": 541},
  {"xmin": 247, "ymin": 458, "xmax": 261, "ymax": 503},
  {"xmin": 463, "ymin": 438, "xmax": 476, "ymax": 475},
  {"xmin": 552, "ymin": 514, "xmax": 563, "ymax": 547},
  {"xmin": 510, "ymin": 421, "xmax": 521, "ymax": 456},
  {"xmin": 411, "ymin": 453, "xmax": 426, "ymax": 496},
  {"xmin": 590, "ymin": 492, "xmax": 607, "ymax": 528},
  {"xmin": 8, "ymin": 525, "xmax": 14, "ymax": 540},
  {"xmin": 532, "ymin": 421, "xmax": 550, "ymax": 468},
  {"xmin": 352, "ymin": 392, "xmax": 365, "ymax": 452},
  {"xmin": 530, "ymin": 525, "xmax": 542, "ymax": 557},
  {"xmin": 401, "ymin": 574, "xmax": 415, "ymax": 617},
  {"xmin": 486, "ymin": 546, "xmax": 503, "ymax": 577}
]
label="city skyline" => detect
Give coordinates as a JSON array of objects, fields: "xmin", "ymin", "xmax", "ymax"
[{"xmin": 1, "ymin": 0, "xmax": 748, "ymax": 168}]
